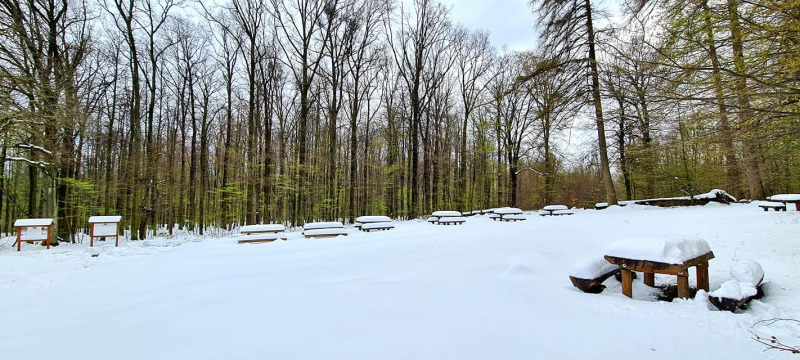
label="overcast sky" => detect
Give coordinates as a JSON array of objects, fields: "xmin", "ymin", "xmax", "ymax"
[{"xmin": 440, "ymin": 0, "xmax": 539, "ymax": 52}]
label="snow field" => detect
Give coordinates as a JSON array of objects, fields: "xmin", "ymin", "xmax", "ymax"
[{"xmin": 0, "ymin": 203, "xmax": 799, "ymax": 359}]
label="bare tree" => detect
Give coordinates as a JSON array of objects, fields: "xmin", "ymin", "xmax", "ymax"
[{"xmin": 529, "ymin": 0, "xmax": 618, "ymax": 205}]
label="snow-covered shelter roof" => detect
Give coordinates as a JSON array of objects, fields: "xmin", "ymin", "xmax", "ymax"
[
  {"xmin": 88, "ymin": 216, "xmax": 122, "ymax": 223},
  {"xmin": 14, "ymin": 218, "xmax": 54, "ymax": 227}
]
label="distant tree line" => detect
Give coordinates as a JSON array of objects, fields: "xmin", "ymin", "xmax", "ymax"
[{"xmin": 0, "ymin": 0, "xmax": 797, "ymax": 242}]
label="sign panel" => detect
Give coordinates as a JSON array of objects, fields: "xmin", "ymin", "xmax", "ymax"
[
  {"xmin": 20, "ymin": 226, "xmax": 47, "ymax": 241},
  {"xmin": 93, "ymin": 223, "xmax": 118, "ymax": 237}
]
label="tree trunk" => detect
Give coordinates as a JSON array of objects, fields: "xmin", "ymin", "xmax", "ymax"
[
  {"xmin": 585, "ymin": 0, "xmax": 618, "ymax": 205},
  {"xmin": 727, "ymin": 0, "xmax": 765, "ymax": 199}
]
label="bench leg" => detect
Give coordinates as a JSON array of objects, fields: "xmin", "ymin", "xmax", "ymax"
[
  {"xmin": 644, "ymin": 271, "xmax": 655, "ymax": 287},
  {"xmin": 677, "ymin": 272, "xmax": 690, "ymax": 299},
  {"xmin": 696, "ymin": 262, "xmax": 709, "ymax": 292},
  {"xmin": 621, "ymin": 269, "xmax": 633, "ymax": 298}
]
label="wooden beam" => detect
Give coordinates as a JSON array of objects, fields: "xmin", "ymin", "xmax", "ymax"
[{"xmin": 621, "ymin": 269, "xmax": 633, "ymax": 298}]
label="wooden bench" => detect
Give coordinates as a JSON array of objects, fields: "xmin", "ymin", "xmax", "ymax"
[
  {"xmin": 757, "ymin": 201, "xmax": 786, "ymax": 211},
  {"xmin": 766, "ymin": 194, "xmax": 800, "ymax": 211},
  {"xmin": 604, "ymin": 237, "xmax": 714, "ymax": 299},
  {"xmin": 238, "ymin": 224, "xmax": 287, "ymax": 243},
  {"xmin": 429, "ymin": 211, "xmax": 466, "ymax": 225},
  {"xmin": 539, "ymin": 205, "xmax": 574, "ymax": 216},
  {"xmin": 303, "ymin": 222, "xmax": 348, "ymax": 238},
  {"xmin": 355, "ymin": 216, "xmax": 394, "ymax": 232},
  {"xmin": 569, "ymin": 256, "xmax": 621, "ymax": 293},
  {"xmin": 708, "ymin": 260, "xmax": 764, "ymax": 311},
  {"xmin": 493, "ymin": 207, "xmax": 526, "ymax": 221},
  {"xmin": 595, "ymin": 202, "xmax": 609, "ymax": 210}
]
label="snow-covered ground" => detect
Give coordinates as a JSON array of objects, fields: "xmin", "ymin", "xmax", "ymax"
[{"xmin": 1, "ymin": 203, "xmax": 798, "ymax": 359}]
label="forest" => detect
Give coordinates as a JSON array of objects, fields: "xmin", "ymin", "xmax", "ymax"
[{"xmin": 0, "ymin": 0, "xmax": 797, "ymax": 242}]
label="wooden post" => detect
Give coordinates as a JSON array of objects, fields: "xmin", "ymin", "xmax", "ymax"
[
  {"xmin": 696, "ymin": 262, "xmax": 710, "ymax": 292},
  {"xmin": 621, "ymin": 268, "xmax": 633, "ymax": 298},
  {"xmin": 677, "ymin": 272, "xmax": 690, "ymax": 299},
  {"xmin": 643, "ymin": 271, "xmax": 655, "ymax": 287},
  {"xmin": 115, "ymin": 222, "xmax": 120, "ymax": 247},
  {"xmin": 17, "ymin": 230, "xmax": 21, "ymax": 252},
  {"xmin": 90, "ymin": 223, "xmax": 95, "ymax": 247},
  {"xmin": 45, "ymin": 225, "xmax": 51, "ymax": 249}
]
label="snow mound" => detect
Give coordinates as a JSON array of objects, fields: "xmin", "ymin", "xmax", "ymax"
[
  {"xmin": 730, "ymin": 260, "xmax": 764, "ymax": 287},
  {"xmin": 604, "ymin": 235, "xmax": 711, "ymax": 264},
  {"xmin": 502, "ymin": 263, "xmax": 535, "ymax": 278},
  {"xmin": 709, "ymin": 279, "xmax": 758, "ymax": 300}
]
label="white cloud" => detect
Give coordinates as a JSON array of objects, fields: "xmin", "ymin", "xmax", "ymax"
[{"xmin": 441, "ymin": 0, "xmax": 539, "ymax": 52}]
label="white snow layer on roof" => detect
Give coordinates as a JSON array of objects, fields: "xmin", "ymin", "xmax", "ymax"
[
  {"xmin": 604, "ymin": 235, "xmax": 711, "ymax": 264},
  {"xmin": 88, "ymin": 216, "xmax": 122, "ymax": 223},
  {"xmin": 14, "ymin": 218, "xmax": 55, "ymax": 227}
]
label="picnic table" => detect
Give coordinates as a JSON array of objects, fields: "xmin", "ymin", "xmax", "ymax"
[
  {"xmin": 604, "ymin": 236, "xmax": 714, "ymax": 299},
  {"xmin": 757, "ymin": 201, "xmax": 786, "ymax": 212},
  {"xmin": 303, "ymin": 222, "xmax": 348, "ymax": 238},
  {"xmin": 354, "ymin": 216, "xmax": 394, "ymax": 232},
  {"xmin": 491, "ymin": 207, "xmax": 525, "ymax": 222},
  {"xmin": 539, "ymin": 205, "xmax": 574, "ymax": 216},
  {"xmin": 766, "ymin": 194, "xmax": 800, "ymax": 211},
  {"xmin": 238, "ymin": 224, "xmax": 287, "ymax": 243},
  {"xmin": 429, "ymin": 211, "xmax": 466, "ymax": 225}
]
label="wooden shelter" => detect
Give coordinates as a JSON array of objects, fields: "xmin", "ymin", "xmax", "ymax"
[
  {"xmin": 14, "ymin": 218, "xmax": 55, "ymax": 252},
  {"xmin": 88, "ymin": 216, "xmax": 122, "ymax": 247}
]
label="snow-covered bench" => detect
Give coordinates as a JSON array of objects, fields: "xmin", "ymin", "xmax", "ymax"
[
  {"xmin": 569, "ymin": 256, "xmax": 620, "ymax": 293},
  {"xmin": 355, "ymin": 216, "xmax": 394, "ymax": 232},
  {"xmin": 303, "ymin": 222, "xmax": 348, "ymax": 238},
  {"xmin": 539, "ymin": 205, "xmax": 573, "ymax": 216},
  {"xmin": 604, "ymin": 236, "xmax": 714, "ymax": 299},
  {"xmin": 766, "ymin": 194, "xmax": 800, "ymax": 211},
  {"xmin": 709, "ymin": 260, "xmax": 765, "ymax": 311},
  {"xmin": 493, "ymin": 207, "xmax": 525, "ymax": 221},
  {"xmin": 757, "ymin": 201, "xmax": 786, "ymax": 211},
  {"xmin": 429, "ymin": 211, "xmax": 466, "ymax": 225},
  {"xmin": 238, "ymin": 224, "xmax": 287, "ymax": 243},
  {"xmin": 595, "ymin": 202, "xmax": 609, "ymax": 210}
]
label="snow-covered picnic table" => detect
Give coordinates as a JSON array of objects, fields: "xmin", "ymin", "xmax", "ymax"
[
  {"xmin": 429, "ymin": 211, "xmax": 466, "ymax": 225},
  {"xmin": 490, "ymin": 207, "xmax": 525, "ymax": 222},
  {"xmin": 238, "ymin": 224, "xmax": 288, "ymax": 243},
  {"xmin": 757, "ymin": 201, "xmax": 786, "ymax": 211},
  {"xmin": 354, "ymin": 216, "xmax": 394, "ymax": 232},
  {"xmin": 302, "ymin": 222, "xmax": 348, "ymax": 238},
  {"xmin": 604, "ymin": 236, "xmax": 714, "ymax": 299},
  {"xmin": 766, "ymin": 194, "xmax": 800, "ymax": 211},
  {"xmin": 538, "ymin": 205, "xmax": 573, "ymax": 216}
]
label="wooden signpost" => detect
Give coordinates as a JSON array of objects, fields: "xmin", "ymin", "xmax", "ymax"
[
  {"xmin": 88, "ymin": 216, "xmax": 122, "ymax": 247},
  {"xmin": 14, "ymin": 218, "xmax": 55, "ymax": 252}
]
